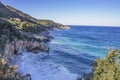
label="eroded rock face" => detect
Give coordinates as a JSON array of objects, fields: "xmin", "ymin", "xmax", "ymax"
[
  {"xmin": 26, "ymin": 40, "xmax": 49, "ymax": 53},
  {"xmin": 2, "ymin": 37, "xmax": 49, "ymax": 59}
]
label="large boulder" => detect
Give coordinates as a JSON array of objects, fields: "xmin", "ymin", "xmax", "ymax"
[{"xmin": 2, "ymin": 38, "xmax": 49, "ymax": 59}]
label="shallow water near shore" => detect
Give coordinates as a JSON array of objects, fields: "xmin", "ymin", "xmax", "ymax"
[{"xmin": 13, "ymin": 26, "xmax": 120, "ymax": 80}]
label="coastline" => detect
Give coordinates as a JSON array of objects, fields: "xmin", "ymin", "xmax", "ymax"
[
  {"xmin": 1, "ymin": 0, "xmax": 120, "ymax": 80},
  {"xmin": 0, "ymin": 1, "xmax": 70, "ymax": 79},
  {"xmin": 0, "ymin": 23, "xmax": 69, "ymax": 79},
  {"xmin": 0, "ymin": 18, "xmax": 70, "ymax": 79}
]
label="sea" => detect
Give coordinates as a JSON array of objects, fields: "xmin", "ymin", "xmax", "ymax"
[{"xmin": 12, "ymin": 26, "xmax": 120, "ymax": 80}]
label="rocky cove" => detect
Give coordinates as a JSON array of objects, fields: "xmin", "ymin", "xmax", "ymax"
[
  {"xmin": 1, "ymin": 1, "xmax": 120, "ymax": 80},
  {"xmin": 2, "ymin": 31, "xmax": 51, "ymax": 59},
  {"xmin": 0, "ymin": 1, "xmax": 70, "ymax": 79},
  {"xmin": 0, "ymin": 23, "xmax": 69, "ymax": 80}
]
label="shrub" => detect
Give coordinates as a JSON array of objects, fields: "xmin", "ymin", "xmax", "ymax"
[
  {"xmin": 92, "ymin": 50, "xmax": 120, "ymax": 80},
  {"xmin": 79, "ymin": 50, "xmax": 120, "ymax": 80},
  {"xmin": 0, "ymin": 58, "xmax": 20, "ymax": 80}
]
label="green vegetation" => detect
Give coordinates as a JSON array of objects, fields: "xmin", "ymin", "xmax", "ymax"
[
  {"xmin": 93, "ymin": 50, "xmax": 120, "ymax": 80},
  {"xmin": 0, "ymin": 18, "xmax": 25, "ymax": 51},
  {"xmin": 79, "ymin": 50, "xmax": 120, "ymax": 80},
  {"xmin": 0, "ymin": 58, "xmax": 31, "ymax": 80},
  {"xmin": 0, "ymin": 1, "xmax": 68, "ymax": 34},
  {"xmin": 0, "ymin": 58, "xmax": 20, "ymax": 80},
  {"xmin": 0, "ymin": 18, "xmax": 15, "ymax": 50},
  {"xmin": 8, "ymin": 18, "xmax": 37, "ymax": 29},
  {"xmin": 0, "ymin": 1, "xmax": 68, "ymax": 54},
  {"xmin": 0, "ymin": 19, "xmax": 32, "ymax": 79}
]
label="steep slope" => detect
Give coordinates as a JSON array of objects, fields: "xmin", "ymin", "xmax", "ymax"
[
  {"xmin": 0, "ymin": 1, "xmax": 68, "ymax": 80},
  {"xmin": 0, "ymin": 1, "xmax": 69, "ymax": 33},
  {"xmin": 0, "ymin": 1, "xmax": 58, "ymax": 58}
]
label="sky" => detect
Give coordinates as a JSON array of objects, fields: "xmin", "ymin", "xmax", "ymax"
[{"xmin": 1, "ymin": 0, "xmax": 120, "ymax": 26}]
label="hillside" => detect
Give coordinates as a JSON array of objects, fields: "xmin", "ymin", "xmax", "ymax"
[
  {"xmin": 0, "ymin": 1, "xmax": 69, "ymax": 55},
  {"xmin": 0, "ymin": 1, "xmax": 69, "ymax": 58},
  {"xmin": 0, "ymin": 1, "xmax": 69, "ymax": 80},
  {"xmin": 0, "ymin": 1, "xmax": 69, "ymax": 33}
]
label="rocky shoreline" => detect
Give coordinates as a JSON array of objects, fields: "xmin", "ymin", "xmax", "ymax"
[
  {"xmin": 2, "ymin": 31, "xmax": 51, "ymax": 59},
  {"xmin": 0, "ymin": 1, "xmax": 70, "ymax": 79},
  {"xmin": 0, "ymin": 30, "xmax": 51, "ymax": 80},
  {"xmin": 0, "ymin": 18, "xmax": 69, "ymax": 80}
]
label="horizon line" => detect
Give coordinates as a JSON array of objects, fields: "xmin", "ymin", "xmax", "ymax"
[{"xmin": 65, "ymin": 25, "xmax": 120, "ymax": 27}]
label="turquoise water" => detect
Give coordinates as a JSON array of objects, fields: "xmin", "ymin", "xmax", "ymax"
[
  {"xmin": 50, "ymin": 26, "xmax": 120, "ymax": 74},
  {"xmin": 14, "ymin": 26, "xmax": 120, "ymax": 80},
  {"xmin": 51, "ymin": 26, "xmax": 120, "ymax": 57}
]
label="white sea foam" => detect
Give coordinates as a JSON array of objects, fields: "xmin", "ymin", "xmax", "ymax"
[{"xmin": 14, "ymin": 51, "xmax": 77, "ymax": 80}]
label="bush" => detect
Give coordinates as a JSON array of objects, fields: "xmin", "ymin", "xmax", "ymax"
[
  {"xmin": 0, "ymin": 58, "xmax": 20, "ymax": 80},
  {"xmin": 0, "ymin": 20, "xmax": 18, "ymax": 50},
  {"xmin": 79, "ymin": 50, "xmax": 120, "ymax": 80},
  {"xmin": 92, "ymin": 50, "xmax": 120, "ymax": 80}
]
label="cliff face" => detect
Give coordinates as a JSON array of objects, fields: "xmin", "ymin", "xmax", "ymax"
[
  {"xmin": 0, "ymin": 13, "xmax": 51, "ymax": 60},
  {"xmin": 0, "ymin": 1, "xmax": 69, "ymax": 32},
  {"xmin": 2, "ymin": 33, "xmax": 50, "ymax": 59},
  {"xmin": 0, "ymin": 18, "xmax": 50, "ymax": 79},
  {"xmin": 0, "ymin": 19, "xmax": 50, "ymax": 59},
  {"xmin": 0, "ymin": 1, "xmax": 68, "ymax": 59},
  {"xmin": 0, "ymin": 1, "xmax": 68, "ymax": 79}
]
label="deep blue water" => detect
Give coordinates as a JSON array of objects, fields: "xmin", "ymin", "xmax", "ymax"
[
  {"xmin": 14, "ymin": 26, "xmax": 120, "ymax": 80},
  {"xmin": 50, "ymin": 26, "xmax": 120, "ymax": 74},
  {"xmin": 51, "ymin": 26, "xmax": 120, "ymax": 57}
]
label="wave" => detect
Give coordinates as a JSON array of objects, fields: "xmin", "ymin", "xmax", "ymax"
[
  {"xmin": 50, "ymin": 38, "xmax": 108, "ymax": 57},
  {"xmin": 12, "ymin": 51, "xmax": 78, "ymax": 80}
]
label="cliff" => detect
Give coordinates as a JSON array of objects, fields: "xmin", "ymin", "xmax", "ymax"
[
  {"xmin": 0, "ymin": 1, "xmax": 68, "ymax": 59},
  {"xmin": 0, "ymin": 18, "xmax": 50, "ymax": 80},
  {"xmin": 0, "ymin": 1, "xmax": 69, "ymax": 33},
  {"xmin": 0, "ymin": 1, "xmax": 69, "ymax": 79},
  {"xmin": 0, "ymin": 18, "xmax": 50, "ymax": 59}
]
